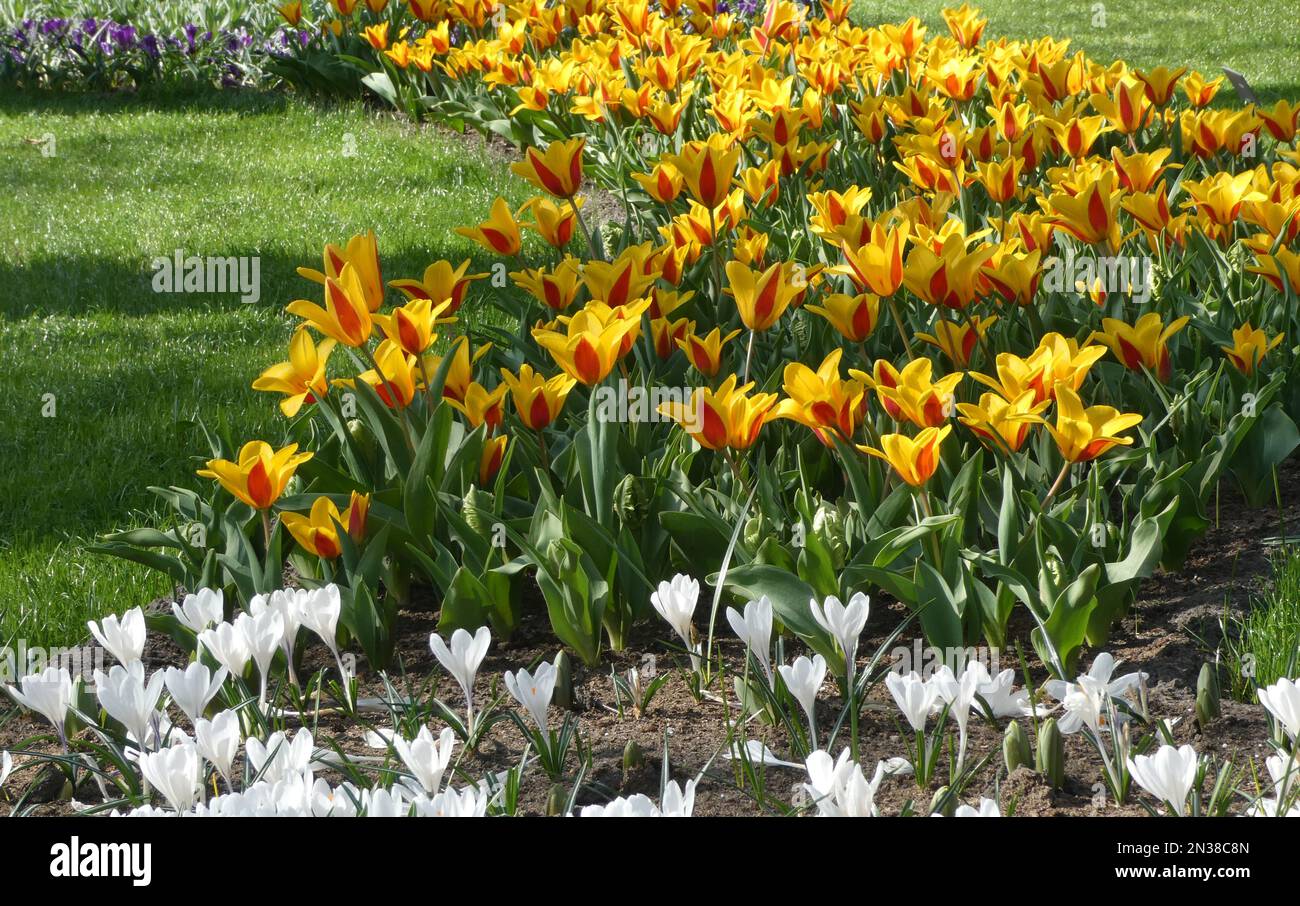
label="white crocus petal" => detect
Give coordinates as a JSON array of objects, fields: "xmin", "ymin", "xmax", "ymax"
[
  {"xmin": 240, "ymin": 610, "xmax": 285, "ymax": 691},
  {"xmin": 87, "ymin": 607, "xmax": 146, "ymax": 667},
  {"xmin": 953, "ymin": 797, "xmax": 1002, "ymax": 817},
  {"xmin": 163, "ymin": 662, "xmax": 228, "ymax": 724},
  {"xmin": 137, "ymin": 742, "xmax": 200, "ymax": 813},
  {"xmin": 172, "ymin": 588, "xmax": 223, "ymax": 634},
  {"xmin": 198, "ymin": 621, "xmax": 251, "ymax": 678},
  {"xmin": 649, "ymin": 574, "xmax": 700, "ymax": 666},
  {"xmin": 195, "ymin": 710, "xmax": 241, "ymax": 782},
  {"xmin": 246, "ymin": 729, "xmax": 314, "ymax": 784},
  {"xmin": 727, "ymin": 740, "xmax": 801, "ymax": 769},
  {"xmin": 392, "ymin": 726, "xmax": 457, "ymax": 795},
  {"xmin": 777, "ymin": 654, "xmax": 826, "ymax": 744},
  {"xmin": 1259, "ymin": 678, "xmax": 1300, "ymax": 743},
  {"xmin": 809, "ymin": 592, "xmax": 869, "ymax": 679},
  {"xmin": 299, "ymin": 584, "xmax": 343, "ymax": 654},
  {"xmin": 726, "ymin": 596, "xmax": 773, "ymax": 683},
  {"xmin": 5, "ymin": 666, "xmax": 74, "ymax": 737},
  {"xmin": 1127, "ymin": 744, "xmax": 1199, "ymax": 816},
  {"xmin": 362, "ymin": 786, "xmax": 411, "ymax": 817},
  {"xmin": 429, "ymin": 626, "xmax": 491, "ymax": 719},
  {"xmin": 0, "ymin": 750, "xmax": 12, "ymax": 791},
  {"xmin": 659, "ymin": 779, "xmax": 697, "ymax": 817},
  {"xmin": 885, "ymin": 670, "xmax": 937, "ymax": 733},
  {"xmin": 94, "ymin": 662, "xmax": 165, "ymax": 750},
  {"xmin": 580, "ymin": 793, "xmax": 659, "ymax": 817},
  {"xmin": 415, "ymin": 785, "xmax": 490, "ymax": 817},
  {"xmin": 504, "ymin": 662, "xmax": 556, "ymax": 736}
]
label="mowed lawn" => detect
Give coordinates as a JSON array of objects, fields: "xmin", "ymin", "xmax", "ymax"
[
  {"xmin": 0, "ymin": 88, "xmax": 527, "ymax": 647},
  {"xmin": 857, "ymin": 0, "xmax": 1300, "ymax": 104}
]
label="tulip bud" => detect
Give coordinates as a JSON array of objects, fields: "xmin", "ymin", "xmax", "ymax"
[
  {"xmin": 929, "ymin": 785, "xmax": 956, "ymax": 817},
  {"xmin": 463, "ymin": 486, "xmax": 491, "ymax": 538},
  {"xmin": 1036, "ymin": 717, "xmax": 1065, "ymax": 788},
  {"xmin": 552, "ymin": 650, "xmax": 574, "ymax": 711},
  {"xmin": 545, "ymin": 782, "xmax": 567, "ymax": 816},
  {"xmin": 811, "ymin": 502, "xmax": 848, "ymax": 569},
  {"xmin": 347, "ymin": 418, "xmax": 378, "ymax": 463},
  {"xmin": 1195, "ymin": 662, "xmax": 1220, "ymax": 726},
  {"xmin": 613, "ymin": 474, "xmax": 651, "ymax": 530},
  {"xmin": 1003, "ymin": 720, "xmax": 1031, "ymax": 773},
  {"xmin": 622, "ymin": 739, "xmax": 644, "ymax": 778}
]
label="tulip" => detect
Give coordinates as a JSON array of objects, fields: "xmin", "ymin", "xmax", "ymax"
[
  {"xmin": 195, "ymin": 710, "xmax": 241, "ymax": 786},
  {"xmin": 809, "ymin": 593, "xmax": 869, "ymax": 687},
  {"xmin": 725, "ymin": 596, "xmax": 773, "ymax": 684},
  {"xmin": 6, "ymin": 666, "xmax": 74, "ymax": 744},
  {"xmin": 778, "ymin": 654, "xmax": 826, "ymax": 746},
  {"xmin": 1134, "ymin": 65, "xmax": 1187, "ymax": 105},
  {"xmin": 430, "ymin": 626, "xmax": 491, "ymax": 732},
  {"xmin": 287, "ymin": 263, "xmax": 375, "ymax": 347},
  {"xmin": 479, "ymin": 434, "xmax": 508, "ymax": 485},
  {"xmin": 138, "ymin": 742, "xmax": 200, "ymax": 813},
  {"xmin": 1258, "ymin": 99, "xmax": 1300, "ymax": 143},
  {"xmin": 372, "ymin": 297, "xmax": 452, "ymax": 358},
  {"xmin": 253, "ymin": 329, "xmax": 336, "ymax": 418},
  {"xmin": 667, "ymin": 135, "xmax": 742, "ymax": 210},
  {"xmin": 810, "ymin": 289, "xmax": 883, "ymax": 344},
  {"xmin": 454, "ymin": 197, "xmax": 523, "ymax": 256},
  {"xmin": 198, "ymin": 621, "xmax": 252, "ymax": 679},
  {"xmin": 1221, "ymin": 323, "xmax": 1284, "ymax": 376},
  {"xmin": 942, "ymin": 2, "xmax": 986, "ymax": 47},
  {"xmin": 523, "ymin": 197, "xmax": 581, "ymax": 248},
  {"xmin": 1183, "ymin": 171, "xmax": 1261, "ymax": 228},
  {"xmin": 499, "ymin": 364, "xmax": 576, "ymax": 431},
  {"xmin": 957, "ymin": 390, "xmax": 1046, "ymax": 453},
  {"xmin": 338, "ymin": 339, "xmax": 420, "ymax": 409},
  {"xmin": 859, "ymin": 425, "xmax": 951, "ymax": 487},
  {"xmin": 94, "ymin": 662, "xmax": 165, "ymax": 752},
  {"xmin": 511, "ymin": 258, "xmax": 582, "ymax": 312},
  {"xmin": 649, "ymin": 574, "xmax": 701, "ymax": 669},
  {"xmin": 1044, "ymin": 170, "xmax": 1126, "ymax": 252},
  {"xmin": 651, "ymin": 316, "xmax": 694, "ymax": 360},
  {"xmin": 197, "ymin": 441, "xmax": 312, "ymax": 511},
  {"xmin": 277, "ymin": 2, "xmax": 304, "ymax": 25},
  {"xmin": 504, "ymin": 662, "xmax": 557, "ymax": 737},
  {"xmin": 163, "ymin": 662, "xmax": 228, "ymax": 725},
  {"xmin": 363, "ymin": 22, "xmax": 388, "ymax": 49},
  {"xmin": 393, "ymin": 725, "xmax": 457, "ymax": 796},
  {"xmin": 296, "ymin": 231, "xmax": 384, "ymax": 313},
  {"xmin": 1259, "ymin": 678, "xmax": 1300, "ymax": 745},
  {"xmin": 87, "ymin": 607, "xmax": 146, "ymax": 667},
  {"xmin": 1182, "ymin": 70, "xmax": 1223, "ymax": 107},
  {"xmin": 282, "ymin": 492, "xmax": 369, "ymax": 560},
  {"xmin": 1045, "ymin": 384, "xmax": 1143, "ymax": 463},
  {"xmin": 632, "ymin": 163, "xmax": 684, "ymax": 203},
  {"xmin": 725, "ymin": 260, "xmax": 799, "ymax": 332},
  {"xmin": 658, "ymin": 375, "xmax": 779, "ymax": 452},
  {"xmin": 389, "ymin": 259, "xmax": 486, "ymax": 312},
  {"xmin": 915, "ymin": 315, "xmax": 996, "ymax": 368},
  {"xmin": 677, "ymin": 326, "xmax": 742, "ymax": 378},
  {"xmin": 1127, "ymin": 744, "xmax": 1199, "ymax": 816},
  {"xmin": 532, "ymin": 303, "xmax": 647, "ymax": 386},
  {"xmin": 836, "ymin": 222, "xmax": 910, "ymax": 297},
  {"xmin": 885, "ymin": 670, "xmax": 938, "ymax": 732},
  {"xmin": 421, "ymin": 335, "xmax": 490, "ymax": 403},
  {"xmin": 772, "ymin": 349, "xmax": 865, "ymax": 445},
  {"xmin": 511, "ymin": 138, "xmax": 585, "ymax": 199},
  {"xmin": 172, "ymin": 588, "xmax": 223, "ymax": 634},
  {"xmin": 581, "ymin": 246, "xmax": 658, "ymax": 307}
]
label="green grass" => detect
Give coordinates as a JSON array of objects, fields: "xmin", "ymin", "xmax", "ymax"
[
  {"xmin": 856, "ymin": 0, "xmax": 1300, "ymax": 105},
  {"xmin": 1222, "ymin": 548, "xmax": 1300, "ymax": 701},
  {"xmin": 0, "ymin": 87, "xmax": 528, "ymax": 647}
]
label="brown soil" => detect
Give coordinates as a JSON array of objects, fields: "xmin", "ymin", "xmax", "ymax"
[{"xmin": 2, "ymin": 460, "xmax": 1296, "ymax": 817}]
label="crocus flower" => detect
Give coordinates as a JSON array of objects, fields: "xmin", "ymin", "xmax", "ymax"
[
  {"xmin": 649, "ymin": 574, "xmax": 701, "ymax": 668},
  {"xmin": 952, "ymin": 798, "xmax": 1001, "ymax": 817},
  {"xmin": 194, "ymin": 710, "xmax": 241, "ymax": 786},
  {"xmin": 1259, "ymin": 678, "xmax": 1300, "ymax": 744},
  {"xmin": 246, "ymin": 729, "xmax": 315, "ymax": 784},
  {"xmin": 138, "ymin": 742, "xmax": 201, "ymax": 813},
  {"xmin": 392, "ymin": 726, "xmax": 457, "ymax": 796},
  {"xmin": 87, "ymin": 607, "xmax": 146, "ymax": 667},
  {"xmin": 172, "ymin": 588, "xmax": 223, "ymax": 634},
  {"xmin": 931, "ymin": 663, "xmax": 981, "ymax": 773},
  {"xmin": 199, "ymin": 621, "xmax": 251, "ymax": 681},
  {"xmin": 778, "ymin": 654, "xmax": 826, "ymax": 746},
  {"xmin": 0, "ymin": 750, "xmax": 11, "ymax": 792},
  {"xmin": 7, "ymin": 666, "xmax": 74, "ymax": 743},
  {"xmin": 1127, "ymin": 744, "xmax": 1199, "ymax": 816},
  {"xmin": 803, "ymin": 748, "xmax": 886, "ymax": 817},
  {"xmin": 504, "ymin": 662, "xmax": 556, "ymax": 736},
  {"xmin": 414, "ymin": 785, "xmax": 490, "ymax": 817},
  {"xmin": 94, "ymin": 662, "xmax": 165, "ymax": 752},
  {"xmin": 430, "ymin": 626, "xmax": 491, "ymax": 731},
  {"xmin": 239, "ymin": 609, "xmax": 286, "ymax": 707},
  {"xmin": 809, "ymin": 592, "xmax": 869, "ymax": 686},
  {"xmin": 885, "ymin": 670, "xmax": 938, "ymax": 732},
  {"xmin": 726, "ymin": 596, "xmax": 773, "ymax": 684},
  {"xmin": 163, "ymin": 662, "xmax": 228, "ymax": 724},
  {"xmin": 579, "ymin": 793, "xmax": 660, "ymax": 817}
]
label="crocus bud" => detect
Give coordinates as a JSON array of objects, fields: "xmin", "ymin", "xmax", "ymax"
[
  {"xmin": 1036, "ymin": 717, "xmax": 1065, "ymax": 788},
  {"xmin": 929, "ymin": 785, "xmax": 956, "ymax": 816},
  {"xmin": 546, "ymin": 783, "xmax": 567, "ymax": 816},
  {"xmin": 552, "ymin": 650, "xmax": 574, "ymax": 710},
  {"xmin": 622, "ymin": 739, "xmax": 644, "ymax": 778},
  {"xmin": 1003, "ymin": 720, "xmax": 1031, "ymax": 773},
  {"xmin": 1195, "ymin": 662, "xmax": 1220, "ymax": 727}
]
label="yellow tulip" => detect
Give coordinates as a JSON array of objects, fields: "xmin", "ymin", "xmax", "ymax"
[
  {"xmin": 286, "ymin": 263, "xmax": 374, "ymax": 348},
  {"xmin": 510, "ymin": 138, "xmax": 585, "ymax": 199},
  {"xmin": 666, "ymin": 135, "xmax": 742, "ymax": 210},
  {"xmin": 915, "ymin": 315, "xmax": 997, "ymax": 368},
  {"xmin": 805, "ymin": 292, "xmax": 881, "ymax": 342},
  {"xmin": 772, "ymin": 349, "xmax": 865, "ymax": 445},
  {"xmin": 455, "ymin": 197, "xmax": 523, "ymax": 256},
  {"xmin": 903, "ymin": 233, "xmax": 998, "ymax": 310},
  {"xmin": 296, "ymin": 231, "xmax": 385, "ymax": 312},
  {"xmin": 957, "ymin": 391, "xmax": 1047, "ymax": 453},
  {"xmin": 858, "ymin": 425, "xmax": 951, "ymax": 487},
  {"xmin": 282, "ymin": 492, "xmax": 370, "ymax": 559},
  {"xmin": 658, "ymin": 374, "xmax": 778, "ymax": 452},
  {"xmin": 499, "ymin": 364, "xmax": 577, "ymax": 431},
  {"xmin": 253, "ymin": 329, "xmax": 337, "ymax": 418},
  {"xmin": 532, "ymin": 301, "xmax": 649, "ymax": 386},
  {"xmin": 1046, "ymin": 384, "xmax": 1143, "ymax": 463},
  {"xmin": 1221, "ymin": 323, "xmax": 1284, "ymax": 376},
  {"xmin": 389, "ymin": 259, "xmax": 486, "ymax": 314},
  {"xmin": 337, "ymin": 340, "xmax": 420, "ymax": 409},
  {"xmin": 197, "ymin": 441, "xmax": 312, "ymax": 510},
  {"xmin": 1089, "ymin": 312, "xmax": 1189, "ymax": 382},
  {"xmin": 725, "ymin": 260, "xmax": 799, "ymax": 332},
  {"xmin": 678, "ymin": 326, "xmax": 742, "ymax": 377},
  {"xmin": 447, "ymin": 381, "xmax": 508, "ymax": 431},
  {"xmin": 372, "ymin": 297, "xmax": 453, "ymax": 357},
  {"xmin": 851, "ymin": 357, "xmax": 961, "ymax": 428}
]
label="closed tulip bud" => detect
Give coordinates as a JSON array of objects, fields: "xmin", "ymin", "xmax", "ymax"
[
  {"xmin": 613, "ymin": 474, "xmax": 651, "ymax": 529},
  {"xmin": 1195, "ymin": 662, "xmax": 1220, "ymax": 727},
  {"xmin": 1003, "ymin": 720, "xmax": 1031, "ymax": 773},
  {"xmin": 462, "ymin": 486, "xmax": 491, "ymax": 538},
  {"xmin": 552, "ymin": 650, "xmax": 574, "ymax": 711},
  {"xmin": 1036, "ymin": 717, "xmax": 1065, "ymax": 788}
]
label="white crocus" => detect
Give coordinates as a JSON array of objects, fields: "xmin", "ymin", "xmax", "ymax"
[
  {"xmin": 1044, "ymin": 652, "xmax": 1147, "ymax": 733},
  {"xmin": 1127, "ymin": 743, "xmax": 1199, "ymax": 816},
  {"xmin": 885, "ymin": 670, "xmax": 938, "ymax": 732},
  {"xmin": 138, "ymin": 742, "xmax": 200, "ymax": 813},
  {"xmin": 659, "ymin": 779, "xmax": 697, "ymax": 817},
  {"xmin": 726, "ymin": 596, "xmax": 773, "ymax": 684},
  {"xmin": 94, "ymin": 662, "xmax": 165, "ymax": 752},
  {"xmin": 238, "ymin": 609, "xmax": 285, "ymax": 707},
  {"xmin": 194, "ymin": 710, "xmax": 241, "ymax": 786},
  {"xmin": 362, "ymin": 786, "xmax": 410, "ymax": 817},
  {"xmin": 1259, "ymin": 678, "xmax": 1300, "ymax": 745},
  {"xmin": 0, "ymin": 750, "xmax": 12, "ymax": 792},
  {"xmin": 977, "ymin": 666, "xmax": 1050, "ymax": 718},
  {"xmin": 298, "ymin": 584, "xmax": 351, "ymax": 703},
  {"xmin": 392, "ymin": 726, "xmax": 457, "ymax": 796},
  {"xmin": 415, "ymin": 785, "xmax": 490, "ymax": 817},
  {"xmin": 504, "ymin": 662, "xmax": 557, "ymax": 737},
  {"xmin": 802, "ymin": 748, "xmax": 885, "ymax": 817},
  {"xmin": 198, "ymin": 621, "xmax": 251, "ymax": 678},
  {"xmin": 163, "ymin": 662, "xmax": 228, "ymax": 724},
  {"xmin": 172, "ymin": 588, "xmax": 223, "ymax": 634},
  {"xmin": 778, "ymin": 653, "xmax": 826, "ymax": 747},
  {"xmin": 245, "ymin": 729, "xmax": 315, "ymax": 784},
  {"xmin": 430, "ymin": 626, "xmax": 491, "ymax": 731},
  {"xmin": 649, "ymin": 574, "xmax": 701, "ymax": 669},
  {"xmin": 725, "ymin": 740, "xmax": 802, "ymax": 769},
  {"xmin": 932, "ymin": 663, "xmax": 982, "ymax": 774},
  {"xmin": 6, "ymin": 666, "xmax": 74, "ymax": 744},
  {"xmin": 579, "ymin": 794, "xmax": 659, "ymax": 817},
  {"xmin": 87, "ymin": 607, "xmax": 146, "ymax": 667},
  {"xmin": 953, "ymin": 797, "xmax": 1002, "ymax": 817},
  {"xmin": 251, "ymin": 589, "xmax": 305, "ymax": 687},
  {"xmin": 809, "ymin": 592, "xmax": 869, "ymax": 686}
]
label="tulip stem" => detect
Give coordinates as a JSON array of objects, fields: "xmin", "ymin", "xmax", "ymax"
[
  {"xmin": 885, "ymin": 294, "xmax": 917, "ymax": 361},
  {"xmin": 571, "ymin": 196, "xmax": 604, "ymax": 262},
  {"xmin": 260, "ymin": 509, "xmax": 273, "ymax": 551},
  {"xmin": 742, "ymin": 329, "xmax": 756, "ymax": 383},
  {"xmin": 1042, "ymin": 461, "xmax": 1071, "ymax": 507}
]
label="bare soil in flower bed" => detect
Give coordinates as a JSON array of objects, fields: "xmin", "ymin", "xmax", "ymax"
[{"xmin": 3, "ymin": 461, "xmax": 1297, "ymax": 817}]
